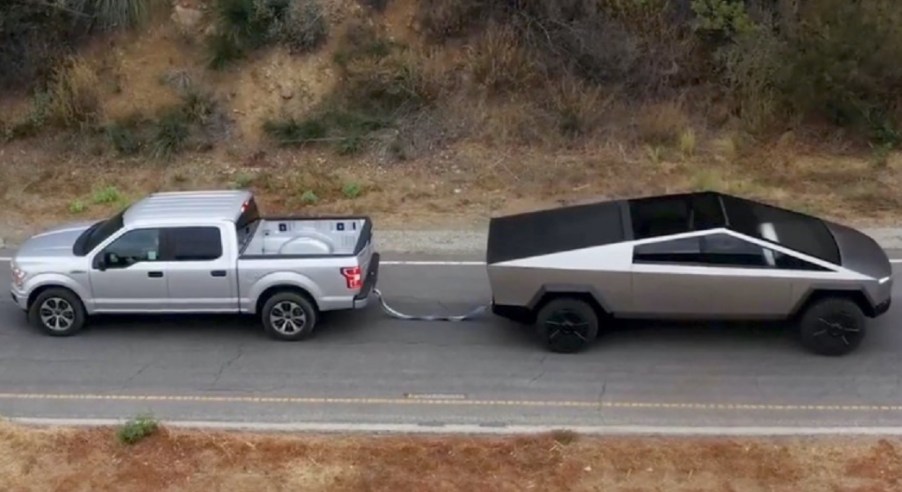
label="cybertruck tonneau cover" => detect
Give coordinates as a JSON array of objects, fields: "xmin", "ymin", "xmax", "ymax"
[{"xmin": 486, "ymin": 200, "xmax": 626, "ymax": 264}]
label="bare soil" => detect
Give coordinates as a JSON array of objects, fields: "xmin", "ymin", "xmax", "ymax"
[{"xmin": 2, "ymin": 422, "xmax": 901, "ymax": 491}]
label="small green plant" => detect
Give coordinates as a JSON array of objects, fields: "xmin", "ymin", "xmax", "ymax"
[
  {"xmin": 92, "ymin": 186, "xmax": 122, "ymax": 204},
  {"xmin": 68, "ymin": 200, "xmax": 87, "ymax": 214},
  {"xmin": 117, "ymin": 414, "xmax": 159, "ymax": 445},
  {"xmin": 342, "ymin": 181, "xmax": 362, "ymax": 199},
  {"xmin": 300, "ymin": 190, "xmax": 319, "ymax": 204}
]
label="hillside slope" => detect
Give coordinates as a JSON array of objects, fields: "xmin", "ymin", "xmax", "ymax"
[{"xmin": 0, "ymin": 0, "xmax": 900, "ymax": 239}]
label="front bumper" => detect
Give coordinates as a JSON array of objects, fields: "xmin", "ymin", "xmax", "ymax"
[
  {"xmin": 353, "ymin": 252, "xmax": 381, "ymax": 309},
  {"xmin": 873, "ymin": 296, "xmax": 892, "ymax": 317},
  {"xmin": 10, "ymin": 287, "xmax": 28, "ymax": 310}
]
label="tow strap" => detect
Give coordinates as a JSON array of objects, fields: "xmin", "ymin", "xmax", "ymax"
[{"xmin": 372, "ymin": 288, "xmax": 488, "ymax": 322}]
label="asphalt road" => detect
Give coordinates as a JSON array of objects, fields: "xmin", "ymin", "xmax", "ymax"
[{"xmin": 1, "ymin": 249, "xmax": 902, "ymax": 430}]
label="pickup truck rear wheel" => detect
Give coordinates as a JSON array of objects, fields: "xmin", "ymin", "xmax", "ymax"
[
  {"xmin": 535, "ymin": 298, "xmax": 599, "ymax": 354},
  {"xmin": 262, "ymin": 292, "xmax": 318, "ymax": 341},
  {"xmin": 28, "ymin": 288, "xmax": 86, "ymax": 337},
  {"xmin": 798, "ymin": 297, "xmax": 866, "ymax": 356}
]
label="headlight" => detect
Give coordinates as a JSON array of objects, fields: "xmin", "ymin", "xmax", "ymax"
[{"xmin": 11, "ymin": 262, "xmax": 27, "ymax": 288}]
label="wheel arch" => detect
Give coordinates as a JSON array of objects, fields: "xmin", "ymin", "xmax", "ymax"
[
  {"xmin": 255, "ymin": 285, "xmax": 320, "ymax": 316},
  {"xmin": 528, "ymin": 285, "xmax": 612, "ymax": 321},
  {"xmin": 790, "ymin": 288, "xmax": 875, "ymax": 319},
  {"xmin": 27, "ymin": 284, "xmax": 87, "ymax": 311}
]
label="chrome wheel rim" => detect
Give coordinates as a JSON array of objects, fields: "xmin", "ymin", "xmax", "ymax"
[
  {"xmin": 269, "ymin": 301, "xmax": 307, "ymax": 335},
  {"xmin": 39, "ymin": 297, "xmax": 75, "ymax": 332}
]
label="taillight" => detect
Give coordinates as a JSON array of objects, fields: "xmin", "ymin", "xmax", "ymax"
[{"xmin": 341, "ymin": 266, "xmax": 362, "ymax": 289}]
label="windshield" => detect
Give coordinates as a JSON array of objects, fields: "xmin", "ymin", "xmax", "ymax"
[
  {"xmin": 721, "ymin": 194, "xmax": 840, "ymax": 264},
  {"xmin": 75, "ymin": 209, "xmax": 126, "ymax": 256}
]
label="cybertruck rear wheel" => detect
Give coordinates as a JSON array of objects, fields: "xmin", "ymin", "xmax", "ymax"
[
  {"xmin": 798, "ymin": 297, "xmax": 866, "ymax": 356},
  {"xmin": 535, "ymin": 298, "xmax": 599, "ymax": 354}
]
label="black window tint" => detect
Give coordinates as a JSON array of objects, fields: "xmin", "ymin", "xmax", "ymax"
[
  {"xmin": 701, "ymin": 233, "xmax": 769, "ymax": 267},
  {"xmin": 236, "ymin": 197, "xmax": 260, "ymax": 230},
  {"xmin": 701, "ymin": 233, "xmax": 831, "ymax": 271},
  {"xmin": 100, "ymin": 229, "xmax": 162, "ymax": 268},
  {"xmin": 630, "ymin": 196, "xmax": 692, "ymax": 239},
  {"xmin": 630, "ymin": 193, "xmax": 726, "ymax": 240},
  {"xmin": 167, "ymin": 227, "xmax": 223, "ymax": 261},
  {"xmin": 721, "ymin": 195, "xmax": 840, "ymax": 264},
  {"xmin": 633, "ymin": 236, "xmax": 703, "ymax": 263},
  {"xmin": 689, "ymin": 193, "xmax": 725, "ymax": 230},
  {"xmin": 79, "ymin": 209, "xmax": 126, "ymax": 255}
]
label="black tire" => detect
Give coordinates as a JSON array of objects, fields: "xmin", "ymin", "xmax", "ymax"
[
  {"xmin": 261, "ymin": 291, "xmax": 318, "ymax": 341},
  {"xmin": 535, "ymin": 297, "xmax": 599, "ymax": 353},
  {"xmin": 28, "ymin": 288, "xmax": 87, "ymax": 337},
  {"xmin": 798, "ymin": 297, "xmax": 866, "ymax": 356}
]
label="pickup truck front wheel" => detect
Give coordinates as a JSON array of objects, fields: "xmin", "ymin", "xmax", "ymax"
[
  {"xmin": 28, "ymin": 288, "xmax": 86, "ymax": 337},
  {"xmin": 261, "ymin": 292, "xmax": 318, "ymax": 341}
]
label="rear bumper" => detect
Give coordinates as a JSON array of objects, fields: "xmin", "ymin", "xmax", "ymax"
[{"xmin": 353, "ymin": 252, "xmax": 380, "ymax": 309}]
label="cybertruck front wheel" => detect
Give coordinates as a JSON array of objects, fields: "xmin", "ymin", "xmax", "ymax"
[
  {"xmin": 535, "ymin": 298, "xmax": 599, "ymax": 354},
  {"xmin": 798, "ymin": 297, "xmax": 866, "ymax": 356}
]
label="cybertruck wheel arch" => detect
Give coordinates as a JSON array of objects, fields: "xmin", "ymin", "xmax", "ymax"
[
  {"xmin": 527, "ymin": 284, "xmax": 613, "ymax": 319},
  {"xmin": 789, "ymin": 287, "xmax": 876, "ymax": 320}
]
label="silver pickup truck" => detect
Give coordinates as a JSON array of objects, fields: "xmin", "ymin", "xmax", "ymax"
[{"xmin": 9, "ymin": 190, "xmax": 380, "ymax": 340}]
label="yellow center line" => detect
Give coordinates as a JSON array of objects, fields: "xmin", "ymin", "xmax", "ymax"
[{"xmin": 0, "ymin": 392, "xmax": 900, "ymax": 412}]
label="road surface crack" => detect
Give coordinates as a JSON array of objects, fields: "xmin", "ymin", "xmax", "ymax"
[
  {"xmin": 120, "ymin": 361, "xmax": 153, "ymax": 390},
  {"xmin": 528, "ymin": 354, "xmax": 548, "ymax": 384},
  {"xmin": 210, "ymin": 345, "xmax": 245, "ymax": 389}
]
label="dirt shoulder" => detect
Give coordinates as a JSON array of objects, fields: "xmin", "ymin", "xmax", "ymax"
[{"xmin": 2, "ymin": 421, "xmax": 901, "ymax": 491}]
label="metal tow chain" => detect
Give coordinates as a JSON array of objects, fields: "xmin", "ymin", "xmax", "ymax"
[{"xmin": 372, "ymin": 288, "xmax": 488, "ymax": 322}]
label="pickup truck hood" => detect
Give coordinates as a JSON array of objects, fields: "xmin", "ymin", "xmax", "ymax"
[
  {"xmin": 825, "ymin": 221, "xmax": 893, "ymax": 280},
  {"xmin": 15, "ymin": 220, "xmax": 96, "ymax": 259}
]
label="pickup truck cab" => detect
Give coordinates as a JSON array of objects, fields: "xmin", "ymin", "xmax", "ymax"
[{"xmin": 9, "ymin": 190, "xmax": 380, "ymax": 340}]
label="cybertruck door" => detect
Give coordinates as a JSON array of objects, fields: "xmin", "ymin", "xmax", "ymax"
[{"xmin": 627, "ymin": 232, "xmax": 796, "ymax": 319}]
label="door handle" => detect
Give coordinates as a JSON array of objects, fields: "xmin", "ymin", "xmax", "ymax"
[
  {"xmin": 211, "ymin": 270, "xmax": 227, "ymax": 277},
  {"xmin": 148, "ymin": 271, "xmax": 164, "ymax": 278}
]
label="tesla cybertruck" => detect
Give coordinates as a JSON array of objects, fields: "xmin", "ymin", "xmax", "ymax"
[{"xmin": 486, "ymin": 191, "xmax": 893, "ymax": 355}]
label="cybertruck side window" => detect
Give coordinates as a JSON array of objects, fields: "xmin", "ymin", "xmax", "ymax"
[
  {"xmin": 700, "ymin": 233, "xmax": 831, "ymax": 271},
  {"xmin": 630, "ymin": 193, "xmax": 725, "ymax": 240},
  {"xmin": 633, "ymin": 236, "xmax": 704, "ymax": 264}
]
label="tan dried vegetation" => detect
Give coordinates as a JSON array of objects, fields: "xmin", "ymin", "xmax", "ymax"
[
  {"xmin": 2, "ymin": 421, "xmax": 902, "ymax": 491},
  {"xmin": 0, "ymin": 0, "xmax": 900, "ymax": 240}
]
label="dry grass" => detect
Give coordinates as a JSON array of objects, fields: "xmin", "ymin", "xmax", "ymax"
[
  {"xmin": 2, "ymin": 421, "xmax": 902, "ymax": 491},
  {"xmin": 45, "ymin": 56, "xmax": 104, "ymax": 128}
]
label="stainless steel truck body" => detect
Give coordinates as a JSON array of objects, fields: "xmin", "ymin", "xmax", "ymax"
[
  {"xmin": 486, "ymin": 191, "xmax": 893, "ymax": 355},
  {"xmin": 10, "ymin": 190, "xmax": 380, "ymax": 340}
]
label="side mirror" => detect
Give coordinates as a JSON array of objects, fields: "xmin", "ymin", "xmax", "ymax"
[{"xmin": 94, "ymin": 254, "xmax": 108, "ymax": 271}]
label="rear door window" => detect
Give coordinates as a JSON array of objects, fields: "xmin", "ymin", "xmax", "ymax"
[{"xmin": 165, "ymin": 227, "xmax": 223, "ymax": 261}]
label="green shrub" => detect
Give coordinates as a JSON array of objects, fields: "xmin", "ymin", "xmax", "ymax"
[
  {"xmin": 151, "ymin": 109, "xmax": 191, "ymax": 159},
  {"xmin": 0, "ymin": 0, "xmax": 168, "ymax": 90},
  {"xmin": 266, "ymin": 0, "xmax": 329, "ymax": 54},
  {"xmin": 91, "ymin": 185, "xmax": 122, "ymax": 204},
  {"xmin": 263, "ymin": 117, "xmax": 327, "ymax": 145},
  {"xmin": 117, "ymin": 414, "xmax": 159, "ymax": 445},
  {"xmin": 207, "ymin": 0, "xmax": 327, "ymax": 68}
]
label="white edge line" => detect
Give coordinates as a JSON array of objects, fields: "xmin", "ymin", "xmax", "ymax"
[
  {"xmin": 2, "ymin": 257, "xmax": 900, "ymax": 265},
  {"xmin": 10, "ymin": 417, "xmax": 902, "ymax": 436}
]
